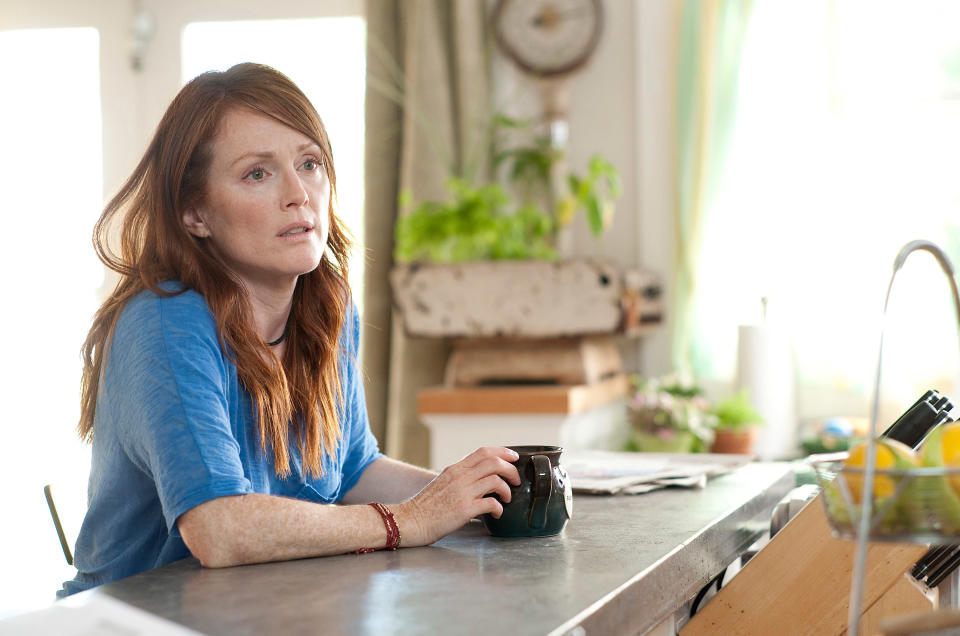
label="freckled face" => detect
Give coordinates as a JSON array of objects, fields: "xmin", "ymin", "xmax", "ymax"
[{"xmin": 183, "ymin": 108, "xmax": 331, "ymax": 290}]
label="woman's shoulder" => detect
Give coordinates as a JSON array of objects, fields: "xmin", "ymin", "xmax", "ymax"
[{"xmin": 118, "ymin": 282, "xmax": 217, "ymax": 337}]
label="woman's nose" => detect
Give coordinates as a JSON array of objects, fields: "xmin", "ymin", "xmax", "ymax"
[{"xmin": 282, "ymin": 170, "xmax": 309, "ymax": 208}]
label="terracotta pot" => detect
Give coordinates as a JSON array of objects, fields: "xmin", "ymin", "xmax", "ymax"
[{"xmin": 710, "ymin": 428, "xmax": 758, "ymax": 455}]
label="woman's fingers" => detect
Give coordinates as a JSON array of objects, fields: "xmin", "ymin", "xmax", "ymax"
[
  {"xmin": 479, "ymin": 495, "xmax": 504, "ymax": 519},
  {"xmin": 459, "ymin": 446, "xmax": 519, "ymax": 471},
  {"xmin": 477, "ymin": 473, "xmax": 513, "ymax": 504},
  {"xmin": 473, "ymin": 457, "xmax": 520, "ymax": 486},
  {"xmin": 465, "ymin": 455, "xmax": 521, "ymax": 487},
  {"xmin": 402, "ymin": 446, "xmax": 526, "ymax": 544}
]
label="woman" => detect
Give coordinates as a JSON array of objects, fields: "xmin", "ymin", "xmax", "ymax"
[{"xmin": 61, "ymin": 63, "xmax": 520, "ymax": 596}]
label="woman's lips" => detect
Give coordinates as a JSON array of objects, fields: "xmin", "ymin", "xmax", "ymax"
[{"xmin": 277, "ymin": 223, "xmax": 313, "ymax": 237}]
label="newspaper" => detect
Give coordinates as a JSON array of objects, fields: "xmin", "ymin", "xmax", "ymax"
[{"xmin": 564, "ymin": 450, "xmax": 750, "ymax": 495}]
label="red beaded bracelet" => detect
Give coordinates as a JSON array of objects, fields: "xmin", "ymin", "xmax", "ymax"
[{"xmin": 355, "ymin": 502, "xmax": 401, "ymax": 554}]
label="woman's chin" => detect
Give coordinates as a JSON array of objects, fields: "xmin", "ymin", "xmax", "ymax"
[{"xmin": 288, "ymin": 247, "xmax": 325, "ymax": 276}]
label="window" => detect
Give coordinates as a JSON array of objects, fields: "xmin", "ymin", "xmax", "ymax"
[
  {"xmin": 0, "ymin": 26, "xmax": 101, "ymax": 612},
  {"xmin": 693, "ymin": 0, "xmax": 960, "ymax": 425}
]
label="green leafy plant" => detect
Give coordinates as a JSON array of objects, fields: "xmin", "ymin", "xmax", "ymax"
[
  {"xmin": 560, "ymin": 156, "xmax": 622, "ymax": 236},
  {"xmin": 394, "ymin": 179, "xmax": 556, "ymax": 262},
  {"xmin": 709, "ymin": 390, "xmax": 765, "ymax": 432},
  {"xmin": 625, "ymin": 372, "xmax": 717, "ymax": 453},
  {"xmin": 393, "ymin": 114, "xmax": 621, "ymax": 264}
]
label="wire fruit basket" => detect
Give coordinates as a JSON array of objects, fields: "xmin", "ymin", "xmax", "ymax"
[
  {"xmin": 821, "ymin": 240, "xmax": 960, "ymax": 634},
  {"xmin": 810, "ymin": 452, "xmax": 960, "ymax": 544}
]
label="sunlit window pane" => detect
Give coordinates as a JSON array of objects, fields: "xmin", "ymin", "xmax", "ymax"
[
  {"xmin": 181, "ymin": 18, "xmax": 367, "ymax": 313},
  {"xmin": 0, "ymin": 27, "xmax": 101, "ymax": 612},
  {"xmin": 694, "ymin": 0, "xmax": 960, "ymax": 425}
]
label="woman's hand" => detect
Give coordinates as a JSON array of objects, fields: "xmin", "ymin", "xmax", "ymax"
[{"xmin": 394, "ymin": 447, "xmax": 521, "ymax": 547}]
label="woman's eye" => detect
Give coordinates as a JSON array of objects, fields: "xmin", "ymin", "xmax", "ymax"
[
  {"xmin": 246, "ymin": 168, "xmax": 266, "ymax": 181},
  {"xmin": 302, "ymin": 159, "xmax": 321, "ymax": 171}
]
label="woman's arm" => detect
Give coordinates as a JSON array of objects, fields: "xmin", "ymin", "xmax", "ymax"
[
  {"xmin": 339, "ymin": 456, "xmax": 437, "ymax": 505},
  {"xmin": 178, "ymin": 493, "xmax": 389, "ymax": 567},
  {"xmin": 178, "ymin": 446, "xmax": 520, "ymax": 568}
]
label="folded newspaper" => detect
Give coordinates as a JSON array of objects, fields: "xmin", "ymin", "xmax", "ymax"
[{"xmin": 563, "ymin": 450, "xmax": 750, "ymax": 495}]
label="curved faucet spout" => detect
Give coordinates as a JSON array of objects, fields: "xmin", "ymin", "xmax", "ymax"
[{"xmin": 892, "ymin": 239, "xmax": 960, "ymax": 326}]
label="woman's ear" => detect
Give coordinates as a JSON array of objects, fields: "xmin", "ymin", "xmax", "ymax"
[{"xmin": 183, "ymin": 207, "xmax": 211, "ymax": 238}]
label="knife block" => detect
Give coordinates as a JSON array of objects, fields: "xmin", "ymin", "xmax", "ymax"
[{"xmin": 681, "ymin": 495, "xmax": 933, "ymax": 635}]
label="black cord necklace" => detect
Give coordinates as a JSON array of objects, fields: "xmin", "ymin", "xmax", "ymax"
[{"xmin": 267, "ymin": 332, "xmax": 286, "ymax": 347}]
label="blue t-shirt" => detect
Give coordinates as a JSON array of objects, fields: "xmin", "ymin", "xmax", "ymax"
[{"xmin": 60, "ymin": 285, "xmax": 382, "ymax": 596}]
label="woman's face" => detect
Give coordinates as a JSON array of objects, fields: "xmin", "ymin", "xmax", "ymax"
[{"xmin": 183, "ymin": 107, "xmax": 331, "ymax": 290}]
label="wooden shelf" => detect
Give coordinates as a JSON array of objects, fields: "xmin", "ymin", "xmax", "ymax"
[{"xmin": 417, "ymin": 374, "xmax": 628, "ymax": 416}]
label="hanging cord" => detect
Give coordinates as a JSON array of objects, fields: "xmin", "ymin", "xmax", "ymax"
[{"xmin": 689, "ymin": 567, "xmax": 727, "ymax": 618}]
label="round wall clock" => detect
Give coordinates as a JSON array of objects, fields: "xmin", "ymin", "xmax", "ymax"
[{"xmin": 493, "ymin": 0, "xmax": 604, "ymax": 78}]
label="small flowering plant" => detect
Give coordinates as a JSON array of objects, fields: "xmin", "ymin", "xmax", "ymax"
[{"xmin": 626, "ymin": 372, "xmax": 717, "ymax": 453}]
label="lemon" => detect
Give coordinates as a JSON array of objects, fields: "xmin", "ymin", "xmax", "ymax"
[
  {"xmin": 843, "ymin": 439, "xmax": 918, "ymax": 502},
  {"xmin": 827, "ymin": 439, "xmax": 918, "ymax": 533}
]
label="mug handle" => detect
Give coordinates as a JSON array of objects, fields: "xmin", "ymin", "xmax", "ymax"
[{"xmin": 528, "ymin": 454, "xmax": 553, "ymax": 530}]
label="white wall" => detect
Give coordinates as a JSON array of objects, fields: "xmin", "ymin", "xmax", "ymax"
[{"xmin": 563, "ymin": 0, "xmax": 676, "ymax": 376}]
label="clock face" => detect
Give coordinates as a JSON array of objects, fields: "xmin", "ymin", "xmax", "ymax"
[{"xmin": 494, "ymin": 0, "xmax": 604, "ymax": 78}]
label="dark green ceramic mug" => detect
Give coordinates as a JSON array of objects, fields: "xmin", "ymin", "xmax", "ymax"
[{"xmin": 482, "ymin": 445, "xmax": 573, "ymax": 537}]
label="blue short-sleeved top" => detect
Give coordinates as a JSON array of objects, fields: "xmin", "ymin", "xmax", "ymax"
[{"xmin": 60, "ymin": 285, "xmax": 382, "ymax": 596}]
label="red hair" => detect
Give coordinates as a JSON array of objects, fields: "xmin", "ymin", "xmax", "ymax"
[{"xmin": 79, "ymin": 63, "xmax": 353, "ymax": 477}]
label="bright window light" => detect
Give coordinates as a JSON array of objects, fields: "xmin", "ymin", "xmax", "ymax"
[
  {"xmin": 693, "ymin": 0, "xmax": 960, "ymax": 424},
  {"xmin": 0, "ymin": 27, "xmax": 101, "ymax": 615}
]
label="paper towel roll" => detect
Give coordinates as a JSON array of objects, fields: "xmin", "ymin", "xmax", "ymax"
[{"xmin": 736, "ymin": 324, "xmax": 797, "ymax": 460}]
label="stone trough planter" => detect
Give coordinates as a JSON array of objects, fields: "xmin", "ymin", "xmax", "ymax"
[{"xmin": 389, "ymin": 259, "xmax": 663, "ymax": 339}]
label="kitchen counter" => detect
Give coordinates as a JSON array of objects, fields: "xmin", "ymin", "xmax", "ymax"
[{"xmin": 77, "ymin": 461, "xmax": 794, "ymax": 635}]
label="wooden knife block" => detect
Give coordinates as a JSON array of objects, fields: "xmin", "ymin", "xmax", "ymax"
[{"xmin": 682, "ymin": 495, "xmax": 934, "ymax": 635}]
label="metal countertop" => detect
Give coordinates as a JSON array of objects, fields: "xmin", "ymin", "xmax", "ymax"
[{"xmin": 82, "ymin": 461, "xmax": 794, "ymax": 635}]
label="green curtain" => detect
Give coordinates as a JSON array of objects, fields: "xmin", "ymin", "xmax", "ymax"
[
  {"xmin": 362, "ymin": 0, "xmax": 492, "ymax": 466},
  {"xmin": 672, "ymin": 0, "xmax": 754, "ymax": 375}
]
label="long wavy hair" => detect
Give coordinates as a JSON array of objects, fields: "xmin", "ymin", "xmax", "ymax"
[{"xmin": 79, "ymin": 63, "xmax": 353, "ymax": 478}]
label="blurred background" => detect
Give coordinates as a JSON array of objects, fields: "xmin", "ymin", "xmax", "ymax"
[{"xmin": 2, "ymin": 0, "xmax": 960, "ymax": 617}]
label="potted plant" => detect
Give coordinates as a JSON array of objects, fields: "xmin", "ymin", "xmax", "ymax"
[
  {"xmin": 393, "ymin": 113, "xmax": 621, "ymax": 264},
  {"xmin": 393, "ymin": 178, "xmax": 558, "ymax": 263},
  {"xmin": 390, "ymin": 113, "xmax": 633, "ymax": 341},
  {"xmin": 709, "ymin": 390, "xmax": 764, "ymax": 455},
  {"xmin": 625, "ymin": 373, "xmax": 717, "ymax": 453}
]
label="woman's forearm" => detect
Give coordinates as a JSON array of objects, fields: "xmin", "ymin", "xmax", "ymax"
[
  {"xmin": 177, "ymin": 494, "xmax": 389, "ymax": 568},
  {"xmin": 340, "ymin": 456, "xmax": 437, "ymax": 505},
  {"xmin": 178, "ymin": 447, "xmax": 521, "ymax": 568}
]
